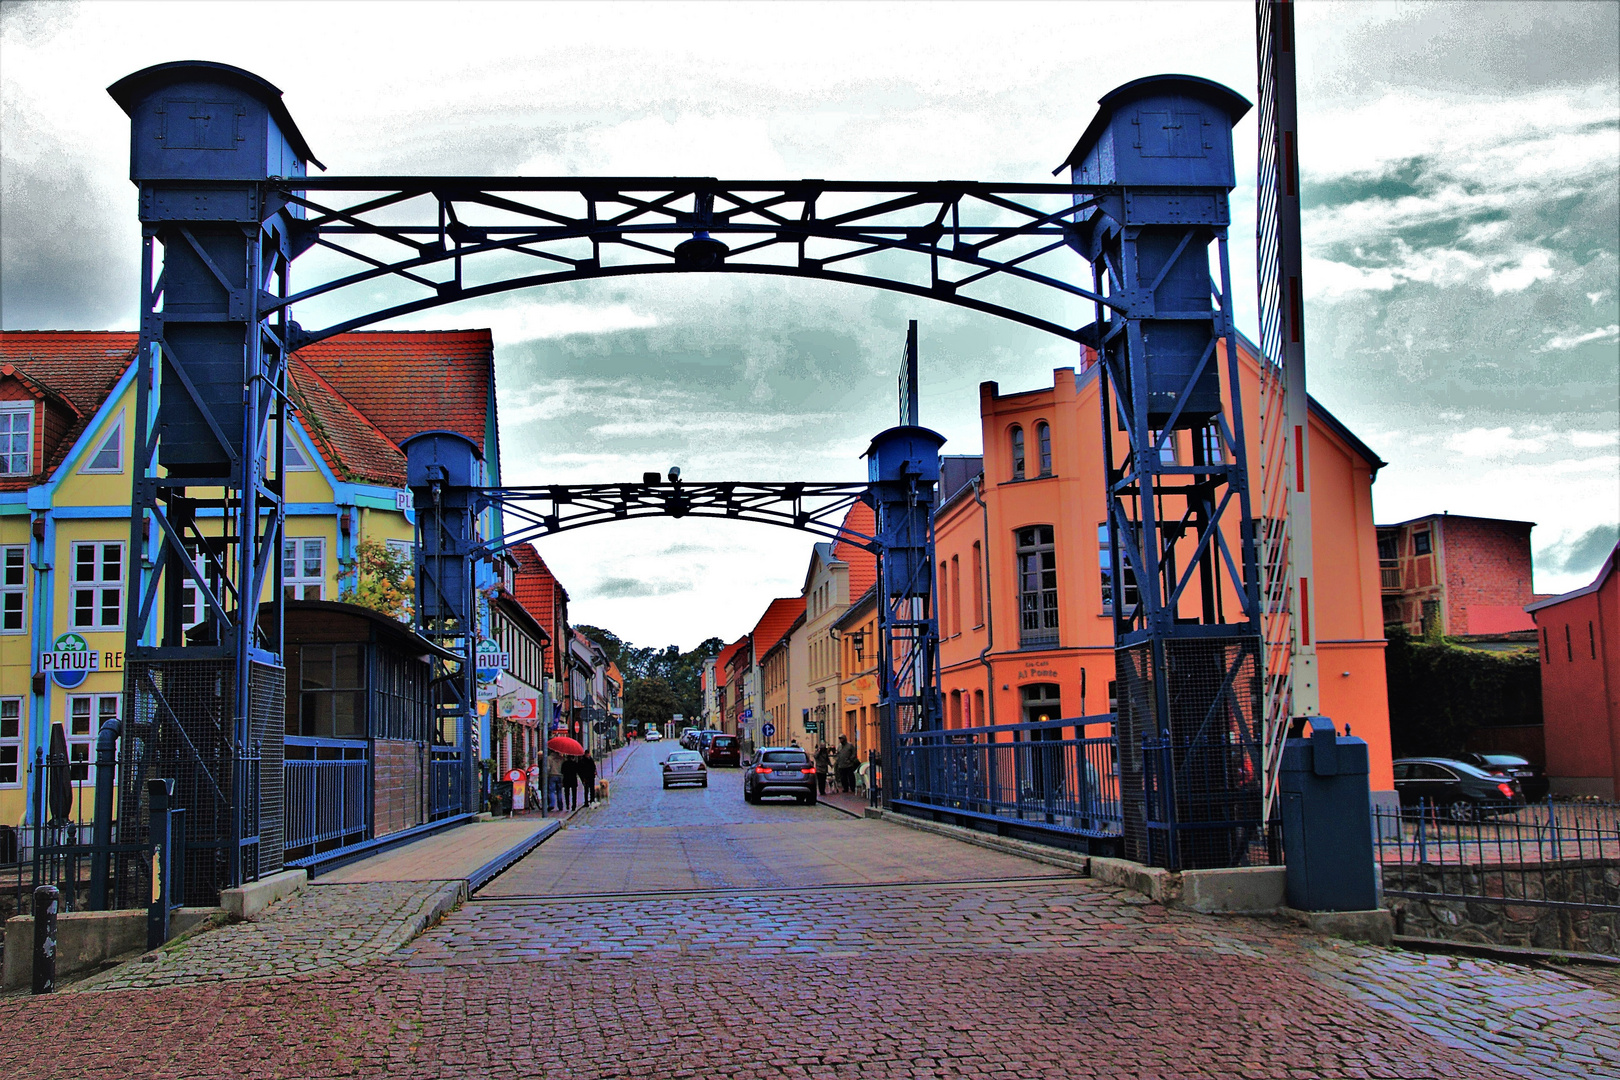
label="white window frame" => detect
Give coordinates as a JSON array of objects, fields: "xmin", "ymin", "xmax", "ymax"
[
  {"xmin": 79, "ymin": 411, "xmax": 124, "ymax": 474},
  {"xmin": 284, "ymin": 536, "xmax": 325, "ymax": 600},
  {"xmin": 181, "ymin": 538, "xmax": 226, "ymax": 630},
  {"xmin": 1, "ymin": 544, "xmax": 24, "ymax": 634},
  {"xmin": 66, "ymin": 694, "xmax": 119, "ymax": 786},
  {"xmin": 0, "ymin": 401, "xmax": 33, "ymax": 477},
  {"xmin": 0, "ymin": 697, "xmax": 22, "ymax": 788},
  {"xmin": 70, "ymin": 541, "xmax": 124, "ymax": 631}
]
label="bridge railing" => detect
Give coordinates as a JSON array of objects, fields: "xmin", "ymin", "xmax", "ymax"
[
  {"xmin": 283, "ymin": 739, "xmax": 369, "ymax": 863},
  {"xmin": 891, "ymin": 717, "xmax": 1122, "ymax": 841},
  {"xmin": 430, "ymin": 748, "xmax": 466, "ymax": 820}
]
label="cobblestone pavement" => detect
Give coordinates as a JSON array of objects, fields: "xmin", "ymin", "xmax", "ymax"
[
  {"xmin": 2, "ymin": 745, "xmax": 1615, "ymax": 1078},
  {"xmin": 68, "ymin": 879, "xmax": 463, "ymax": 992}
]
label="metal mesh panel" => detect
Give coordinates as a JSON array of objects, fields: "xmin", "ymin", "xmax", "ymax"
[
  {"xmin": 1117, "ymin": 636, "xmax": 1266, "ymax": 869},
  {"xmin": 249, "ymin": 662, "xmax": 286, "ymax": 878}
]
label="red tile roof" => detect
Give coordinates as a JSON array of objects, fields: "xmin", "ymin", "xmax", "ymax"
[
  {"xmin": 831, "ymin": 501, "xmax": 878, "ymax": 600},
  {"xmin": 510, "ymin": 542, "xmax": 568, "ymax": 672},
  {"xmin": 293, "ymin": 331, "xmax": 496, "ymax": 458},
  {"xmin": 287, "ymin": 355, "xmax": 406, "ymax": 487},
  {"xmin": 0, "ymin": 332, "xmax": 138, "ymax": 488},
  {"xmin": 749, "ymin": 596, "xmax": 806, "ymax": 658},
  {"xmin": 715, "ymin": 637, "xmax": 748, "ymax": 686}
]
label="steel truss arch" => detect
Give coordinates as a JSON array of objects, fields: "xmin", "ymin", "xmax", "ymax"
[
  {"xmin": 483, "ymin": 481, "xmax": 876, "ymax": 556},
  {"xmin": 266, "ymin": 178, "xmax": 1128, "ymax": 349}
]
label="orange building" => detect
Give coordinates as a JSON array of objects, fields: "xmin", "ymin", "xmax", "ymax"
[
  {"xmin": 833, "ymin": 586, "xmax": 882, "ymax": 759},
  {"xmin": 1527, "ymin": 546, "xmax": 1620, "ymax": 798},
  {"xmin": 932, "ymin": 335, "xmax": 1396, "ymax": 797}
]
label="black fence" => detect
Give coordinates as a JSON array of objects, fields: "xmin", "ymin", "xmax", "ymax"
[
  {"xmin": 1375, "ymin": 799, "xmax": 1620, "ymax": 914},
  {"xmin": 431, "ymin": 748, "xmax": 466, "ymax": 819}
]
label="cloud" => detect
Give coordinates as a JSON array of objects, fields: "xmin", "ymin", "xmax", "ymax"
[
  {"xmin": 589, "ymin": 576, "xmax": 693, "ymax": 600},
  {"xmin": 1538, "ymin": 524, "xmax": 1620, "ymax": 578},
  {"xmin": 1543, "ymin": 325, "xmax": 1620, "ymax": 351}
]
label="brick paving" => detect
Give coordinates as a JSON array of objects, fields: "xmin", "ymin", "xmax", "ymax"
[{"xmin": 1, "ymin": 746, "xmax": 1614, "ymax": 1078}]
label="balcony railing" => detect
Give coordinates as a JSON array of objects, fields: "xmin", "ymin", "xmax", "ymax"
[{"xmin": 1380, "ymin": 562, "xmax": 1402, "ymax": 591}]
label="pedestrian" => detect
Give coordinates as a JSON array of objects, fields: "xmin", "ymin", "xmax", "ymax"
[
  {"xmin": 561, "ymin": 752, "xmax": 579, "ymax": 811},
  {"xmin": 545, "ymin": 747, "xmax": 564, "ymax": 811},
  {"xmin": 835, "ymin": 735, "xmax": 858, "ymax": 794},
  {"xmin": 813, "ymin": 742, "xmax": 831, "ymax": 796},
  {"xmin": 578, "ymin": 752, "xmax": 598, "ymax": 806}
]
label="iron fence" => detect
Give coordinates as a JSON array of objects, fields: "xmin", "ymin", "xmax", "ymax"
[
  {"xmin": 283, "ymin": 739, "xmax": 369, "ymax": 864},
  {"xmin": 891, "ymin": 718, "xmax": 1123, "ymax": 842},
  {"xmin": 1143, "ymin": 736, "xmax": 1274, "ymax": 869},
  {"xmin": 1375, "ymin": 799, "xmax": 1620, "ymax": 913}
]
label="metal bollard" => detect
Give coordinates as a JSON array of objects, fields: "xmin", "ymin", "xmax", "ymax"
[{"xmin": 33, "ymin": 884, "xmax": 59, "ymax": 994}]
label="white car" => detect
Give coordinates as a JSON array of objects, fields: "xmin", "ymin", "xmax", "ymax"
[{"xmin": 644, "ymin": 728, "xmax": 663, "ymax": 741}]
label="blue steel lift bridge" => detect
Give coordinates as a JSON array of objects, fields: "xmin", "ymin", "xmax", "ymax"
[{"xmin": 82, "ymin": 31, "xmax": 1304, "ymax": 911}]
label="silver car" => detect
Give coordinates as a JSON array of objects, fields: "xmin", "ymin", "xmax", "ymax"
[{"xmin": 661, "ymin": 749, "xmax": 708, "ymax": 789}]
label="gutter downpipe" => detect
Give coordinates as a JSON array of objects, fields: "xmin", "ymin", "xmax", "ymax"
[
  {"xmin": 89, "ymin": 715, "xmax": 121, "ymax": 909},
  {"xmin": 972, "ymin": 477, "xmax": 996, "ymax": 727}
]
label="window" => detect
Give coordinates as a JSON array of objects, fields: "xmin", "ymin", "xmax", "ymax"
[
  {"xmin": 67, "ymin": 694, "xmax": 118, "ymax": 784},
  {"xmin": 1036, "ymin": 422, "xmax": 1052, "ymax": 477},
  {"xmin": 181, "ymin": 539, "xmax": 226, "ymax": 629},
  {"xmin": 1413, "ymin": 530, "xmax": 1432, "ymax": 556},
  {"xmin": 1016, "ymin": 525, "xmax": 1059, "ymax": 647},
  {"xmin": 0, "ymin": 403, "xmax": 32, "ymax": 476},
  {"xmin": 1591, "ymin": 621, "xmax": 1598, "ymax": 660},
  {"xmin": 2, "ymin": 545, "xmax": 23, "ymax": 633},
  {"xmin": 80, "ymin": 414, "xmax": 123, "ymax": 473},
  {"xmin": 1022, "ymin": 683, "xmax": 1061, "ymax": 724},
  {"xmin": 1541, "ymin": 626, "xmax": 1549, "ymax": 663},
  {"xmin": 1377, "ymin": 532, "xmax": 1399, "ymax": 563},
  {"xmin": 296, "ymin": 643, "xmax": 366, "ymax": 739},
  {"xmin": 938, "ymin": 560, "xmax": 949, "ymax": 633},
  {"xmin": 1566, "ymin": 624, "xmax": 1573, "ymax": 662},
  {"xmin": 0, "ymin": 697, "xmax": 21, "ymax": 787},
  {"xmin": 950, "ymin": 555, "xmax": 962, "ymax": 636},
  {"xmin": 1198, "ymin": 423, "xmax": 1225, "ymax": 464},
  {"xmin": 1099, "ymin": 523, "xmax": 1139, "ymax": 615},
  {"xmin": 71, "ymin": 542, "xmax": 123, "ymax": 630},
  {"xmin": 284, "ymin": 537, "xmax": 325, "ymax": 600},
  {"xmin": 974, "ymin": 689, "xmax": 985, "ymax": 728},
  {"xmin": 949, "ymin": 689, "xmax": 963, "ymax": 728},
  {"xmin": 1148, "ymin": 429, "xmax": 1178, "ymax": 465},
  {"xmin": 1010, "ymin": 426, "xmax": 1025, "ymax": 480},
  {"xmin": 971, "ymin": 541, "xmax": 984, "ymax": 627}
]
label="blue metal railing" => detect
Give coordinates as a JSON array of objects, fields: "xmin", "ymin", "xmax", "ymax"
[
  {"xmin": 284, "ymin": 739, "xmax": 369, "ymax": 860},
  {"xmin": 892, "ymin": 717, "xmax": 1122, "ymax": 840}
]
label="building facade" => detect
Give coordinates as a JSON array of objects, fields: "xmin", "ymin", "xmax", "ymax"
[
  {"xmin": 833, "ymin": 586, "xmax": 881, "ymax": 759},
  {"xmin": 931, "ymin": 336, "xmax": 1397, "ymax": 795},
  {"xmin": 1378, "ymin": 513, "xmax": 1546, "ymax": 638},
  {"xmin": 1527, "ymin": 545, "xmax": 1619, "ymax": 798}
]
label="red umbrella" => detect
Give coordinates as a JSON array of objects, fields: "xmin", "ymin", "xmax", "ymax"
[{"xmin": 548, "ymin": 736, "xmax": 585, "ymax": 755}]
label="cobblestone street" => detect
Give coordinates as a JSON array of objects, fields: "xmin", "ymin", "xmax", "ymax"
[{"xmin": 3, "ymin": 746, "xmax": 1616, "ymax": 1079}]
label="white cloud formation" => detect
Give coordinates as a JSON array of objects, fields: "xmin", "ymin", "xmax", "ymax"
[{"xmin": 1543, "ymin": 325, "xmax": 1620, "ymax": 351}]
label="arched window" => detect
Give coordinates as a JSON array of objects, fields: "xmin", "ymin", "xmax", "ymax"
[
  {"xmin": 1037, "ymin": 421, "xmax": 1052, "ymax": 477},
  {"xmin": 1010, "ymin": 426, "xmax": 1025, "ymax": 480}
]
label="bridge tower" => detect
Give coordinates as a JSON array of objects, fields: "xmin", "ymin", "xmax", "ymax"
[
  {"xmin": 1065, "ymin": 76, "xmax": 1267, "ymax": 869},
  {"xmin": 105, "ymin": 62, "xmax": 316, "ymax": 900}
]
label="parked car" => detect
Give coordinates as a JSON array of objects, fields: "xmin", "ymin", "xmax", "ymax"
[
  {"xmin": 1459, "ymin": 753, "xmax": 1547, "ymax": 801},
  {"xmin": 680, "ymin": 727, "xmax": 700, "ymax": 748},
  {"xmin": 644, "ymin": 728, "xmax": 663, "ymax": 742},
  {"xmin": 661, "ymin": 749, "xmax": 708, "ymax": 789},
  {"xmin": 1391, "ymin": 757, "xmax": 1525, "ymax": 818},
  {"xmin": 704, "ymin": 734, "xmax": 741, "ymax": 767},
  {"xmin": 697, "ymin": 730, "xmax": 723, "ymax": 756},
  {"xmin": 743, "ymin": 747, "xmax": 817, "ymax": 804}
]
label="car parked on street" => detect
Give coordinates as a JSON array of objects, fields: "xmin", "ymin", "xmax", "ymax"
[
  {"xmin": 680, "ymin": 727, "xmax": 700, "ymax": 748},
  {"xmin": 1391, "ymin": 757, "xmax": 1525, "ymax": 818},
  {"xmin": 661, "ymin": 750, "xmax": 708, "ymax": 789},
  {"xmin": 743, "ymin": 747, "xmax": 817, "ymax": 804},
  {"xmin": 696, "ymin": 730, "xmax": 719, "ymax": 755},
  {"xmin": 704, "ymin": 734, "xmax": 741, "ymax": 767},
  {"xmin": 1458, "ymin": 753, "xmax": 1548, "ymax": 801}
]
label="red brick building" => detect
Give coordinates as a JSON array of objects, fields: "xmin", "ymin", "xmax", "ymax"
[
  {"xmin": 508, "ymin": 542, "xmax": 571, "ymax": 728},
  {"xmin": 1526, "ymin": 545, "xmax": 1619, "ymax": 798},
  {"xmin": 1377, "ymin": 514, "xmax": 1548, "ymax": 637}
]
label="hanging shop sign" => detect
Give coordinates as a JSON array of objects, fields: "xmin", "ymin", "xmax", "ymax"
[{"xmin": 500, "ymin": 696, "xmax": 540, "ymax": 721}]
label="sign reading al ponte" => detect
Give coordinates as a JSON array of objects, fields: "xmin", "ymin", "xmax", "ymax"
[{"xmin": 39, "ymin": 632, "xmax": 123, "ymax": 689}]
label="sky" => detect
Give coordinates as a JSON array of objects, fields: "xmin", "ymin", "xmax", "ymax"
[{"xmin": 2, "ymin": 0, "xmax": 1616, "ymax": 650}]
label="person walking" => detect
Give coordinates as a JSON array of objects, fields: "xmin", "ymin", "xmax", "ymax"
[
  {"xmin": 835, "ymin": 735, "xmax": 858, "ymax": 794},
  {"xmin": 561, "ymin": 752, "xmax": 580, "ymax": 812},
  {"xmin": 545, "ymin": 747, "xmax": 564, "ymax": 811},
  {"xmin": 813, "ymin": 743, "xmax": 831, "ymax": 796},
  {"xmin": 578, "ymin": 752, "xmax": 598, "ymax": 807}
]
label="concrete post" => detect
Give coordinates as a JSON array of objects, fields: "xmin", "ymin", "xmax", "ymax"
[{"xmin": 31, "ymin": 885, "xmax": 58, "ymax": 994}]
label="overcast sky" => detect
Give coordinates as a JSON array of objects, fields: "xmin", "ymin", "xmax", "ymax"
[{"xmin": 3, "ymin": 1, "xmax": 1616, "ymax": 649}]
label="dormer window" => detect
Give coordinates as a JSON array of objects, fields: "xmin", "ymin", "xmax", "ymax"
[
  {"xmin": 1010, "ymin": 425, "xmax": 1025, "ymax": 480},
  {"xmin": 0, "ymin": 403, "xmax": 32, "ymax": 476}
]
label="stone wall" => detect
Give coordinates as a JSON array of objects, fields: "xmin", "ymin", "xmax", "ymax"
[{"xmin": 1383, "ymin": 858, "xmax": 1620, "ymax": 953}]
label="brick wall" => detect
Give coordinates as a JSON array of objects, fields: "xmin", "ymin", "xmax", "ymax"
[{"xmin": 1441, "ymin": 517, "xmax": 1536, "ymax": 635}]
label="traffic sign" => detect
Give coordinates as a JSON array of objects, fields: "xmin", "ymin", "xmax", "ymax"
[{"xmin": 762, "ymin": 722, "xmax": 776, "ymax": 738}]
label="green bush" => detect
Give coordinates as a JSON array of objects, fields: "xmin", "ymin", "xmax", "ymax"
[{"xmin": 1384, "ymin": 627, "xmax": 1542, "ymax": 758}]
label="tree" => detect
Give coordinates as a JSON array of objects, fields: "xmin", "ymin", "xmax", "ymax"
[
  {"xmin": 338, "ymin": 537, "xmax": 413, "ymax": 622},
  {"xmin": 625, "ymin": 676, "xmax": 680, "ymax": 727}
]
